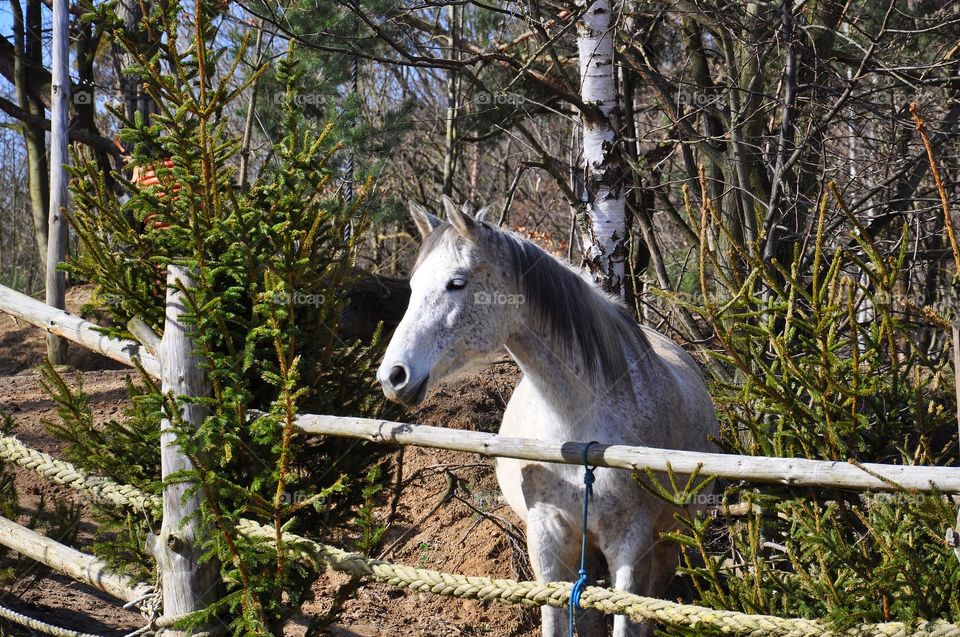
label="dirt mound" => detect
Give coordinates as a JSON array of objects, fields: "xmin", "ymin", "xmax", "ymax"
[
  {"xmin": 303, "ymin": 362, "xmax": 537, "ymax": 637},
  {"xmin": 416, "ymin": 359, "xmax": 519, "ymax": 433}
]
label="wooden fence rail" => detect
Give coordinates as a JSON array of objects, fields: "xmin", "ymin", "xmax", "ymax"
[
  {"xmin": 0, "ymin": 515, "xmax": 153, "ymax": 603},
  {"xmin": 0, "ymin": 284, "xmax": 160, "ymax": 378},
  {"xmin": 2, "ymin": 281, "xmax": 960, "ymax": 494},
  {"xmin": 293, "ymin": 414, "xmax": 960, "ymax": 493}
]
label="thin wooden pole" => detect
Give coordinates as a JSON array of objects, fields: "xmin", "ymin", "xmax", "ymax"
[
  {"xmin": 237, "ymin": 18, "xmax": 264, "ymax": 191},
  {"xmin": 149, "ymin": 265, "xmax": 222, "ymax": 635},
  {"xmin": 954, "ymin": 320, "xmax": 960, "ymax": 451},
  {"xmin": 293, "ymin": 413, "xmax": 960, "ymax": 493},
  {"xmin": 46, "ymin": 0, "xmax": 70, "ymax": 364},
  {"xmin": 949, "ymin": 322, "xmax": 960, "ymax": 558},
  {"xmin": 0, "ymin": 515, "xmax": 153, "ymax": 603}
]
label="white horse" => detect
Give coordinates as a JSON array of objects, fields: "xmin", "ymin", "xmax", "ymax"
[{"xmin": 377, "ymin": 197, "xmax": 717, "ymax": 637}]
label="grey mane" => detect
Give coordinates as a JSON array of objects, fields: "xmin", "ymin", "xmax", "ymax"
[{"xmin": 415, "ymin": 223, "xmax": 650, "ymax": 386}]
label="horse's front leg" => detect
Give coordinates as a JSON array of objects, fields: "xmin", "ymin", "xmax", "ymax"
[
  {"xmin": 605, "ymin": 529, "xmax": 678, "ymax": 637},
  {"xmin": 526, "ymin": 504, "xmax": 606, "ymax": 637}
]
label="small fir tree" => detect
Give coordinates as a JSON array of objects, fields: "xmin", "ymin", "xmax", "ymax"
[
  {"xmin": 652, "ymin": 187, "xmax": 960, "ymax": 633},
  {"xmin": 42, "ymin": 2, "xmax": 401, "ymax": 634}
]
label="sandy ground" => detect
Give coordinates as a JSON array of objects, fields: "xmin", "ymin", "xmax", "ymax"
[{"xmin": 0, "ymin": 286, "xmax": 540, "ymax": 636}]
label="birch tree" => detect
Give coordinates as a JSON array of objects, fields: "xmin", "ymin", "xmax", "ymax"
[
  {"xmin": 46, "ymin": 0, "xmax": 69, "ymax": 363},
  {"xmin": 576, "ymin": 0, "xmax": 627, "ymax": 295}
]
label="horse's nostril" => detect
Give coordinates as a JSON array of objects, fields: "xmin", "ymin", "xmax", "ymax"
[{"xmin": 388, "ymin": 365, "xmax": 408, "ymax": 389}]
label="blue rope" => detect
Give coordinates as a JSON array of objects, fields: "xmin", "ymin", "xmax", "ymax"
[{"xmin": 569, "ymin": 441, "xmax": 598, "ymax": 637}]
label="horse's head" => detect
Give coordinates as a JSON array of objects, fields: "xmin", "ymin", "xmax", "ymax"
[{"xmin": 377, "ymin": 196, "xmax": 518, "ymax": 405}]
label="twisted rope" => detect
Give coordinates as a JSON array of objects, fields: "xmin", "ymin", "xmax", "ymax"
[
  {"xmin": 235, "ymin": 519, "xmax": 960, "ymax": 637},
  {"xmin": 6, "ymin": 433, "xmax": 960, "ymax": 637},
  {"xmin": 0, "ymin": 435, "xmax": 161, "ymax": 514},
  {"xmin": 122, "ymin": 606, "xmax": 222, "ymax": 637},
  {"xmin": 121, "ymin": 589, "xmax": 162, "ymax": 637},
  {"xmin": 0, "ymin": 601, "xmax": 100, "ymax": 637}
]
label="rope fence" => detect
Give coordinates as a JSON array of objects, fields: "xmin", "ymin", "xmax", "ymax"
[
  {"xmin": 3, "ymin": 281, "xmax": 960, "ymax": 636},
  {"xmin": 2, "ymin": 431, "xmax": 959, "ymax": 637},
  {"xmin": 0, "ymin": 603, "xmax": 100, "ymax": 637},
  {"xmin": 0, "ymin": 435, "xmax": 161, "ymax": 514}
]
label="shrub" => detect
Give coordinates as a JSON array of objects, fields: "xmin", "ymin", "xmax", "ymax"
[
  {"xmin": 44, "ymin": 3, "xmax": 399, "ymax": 634},
  {"xmin": 657, "ymin": 190, "xmax": 960, "ymax": 631}
]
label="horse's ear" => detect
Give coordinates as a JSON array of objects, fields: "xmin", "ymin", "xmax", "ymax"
[
  {"xmin": 474, "ymin": 206, "xmax": 494, "ymax": 225},
  {"xmin": 408, "ymin": 202, "xmax": 442, "ymax": 239},
  {"xmin": 442, "ymin": 195, "xmax": 479, "ymax": 240}
]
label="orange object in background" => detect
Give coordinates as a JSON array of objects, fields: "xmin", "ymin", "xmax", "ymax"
[{"xmin": 133, "ymin": 159, "xmax": 180, "ymax": 230}]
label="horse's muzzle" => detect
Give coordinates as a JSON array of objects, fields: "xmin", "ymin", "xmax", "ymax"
[{"xmin": 378, "ymin": 363, "xmax": 430, "ymax": 406}]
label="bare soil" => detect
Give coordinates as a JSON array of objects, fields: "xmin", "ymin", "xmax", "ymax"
[{"xmin": 0, "ymin": 286, "xmax": 539, "ymax": 636}]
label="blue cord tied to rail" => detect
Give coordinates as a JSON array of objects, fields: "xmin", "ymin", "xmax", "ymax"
[{"xmin": 570, "ymin": 441, "xmax": 599, "ymax": 636}]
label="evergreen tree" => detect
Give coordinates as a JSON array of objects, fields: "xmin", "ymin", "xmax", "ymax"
[
  {"xmin": 41, "ymin": 2, "xmax": 401, "ymax": 633},
  {"xmin": 652, "ymin": 191, "xmax": 960, "ymax": 632}
]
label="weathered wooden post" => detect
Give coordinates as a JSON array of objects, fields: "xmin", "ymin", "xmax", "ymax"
[
  {"xmin": 148, "ymin": 264, "xmax": 223, "ymax": 635},
  {"xmin": 46, "ymin": 0, "xmax": 70, "ymax": 364},
  {"xmin": 949, "ymin": 321, "xmax": 960, "ymax": 562},
  {"xmin": 953, "ymin": 320, "xmax": 960, "ymax": 446}
]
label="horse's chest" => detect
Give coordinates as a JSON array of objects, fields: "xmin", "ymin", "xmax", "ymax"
[
  {"xmin": 496, "ymin": 378, "xmax": 665, "ymax": 524},
  {"xmin": 499, "ymin": 377, "xmax": 657, "ymax": 445},
  {"xmin": 495, "ymin": 455, "xmax": 647, "ymax": 532}
]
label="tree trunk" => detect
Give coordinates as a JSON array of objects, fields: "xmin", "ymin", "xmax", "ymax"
[
  {"xmin": 74, "ymin": 16, "xmax": 114, "ymax": 186},
  {"xmin": 112, "ymin": 0, "xmax": 157, "ymax": 140},
  {"xmin": 576, "ymin": 0, "xmax": 627, "ymax": 296},
  {"xmin": 441, "ymin": 3, "xmax": 461, "ymax": 198},
  {"xmin": 24, "ymin": 129, "xmax": 48, "ymax": 276},
  {"xmin": 620, "ymin": 62, "xmax": 648, "ymax": 313},
  {"xmin": 682, "ymin": 18, "xmax": 732, "ymax": 241},
  {"xmin": 12, "ymin": 0, "xmax": 49, "ymax": 281},
  {"xmin": 46, "ymin": 0, "xmax": 69, "ymax": 364},
  {"xmin": 238, "ymin": 20, "xmax": 265, "ymax": 190}
]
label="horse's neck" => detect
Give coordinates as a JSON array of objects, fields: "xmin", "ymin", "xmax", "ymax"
[{"xmin": 504, "ymin": 317, "xmax": 633, "ymax": 422}]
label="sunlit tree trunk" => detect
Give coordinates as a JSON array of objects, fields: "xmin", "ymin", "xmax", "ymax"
[
  {"xmin": 46, "ymin": 0, "xmax": 69, "ymax": 363},
  {"xmin": 441, "ymin": 2, "xmax": 461, "ymax": 197},
  {"xmin": 576, "ymin": 0, "xmax": 626, "ymax": 296},
  {"xmin": 238, "ymin": 19, "xmax": 265, "ymax": 190},
  {"xmin": 112, "ymin": 0, "xmax": 158, "ymax": 141},
  {"xmin": 11, "ymin": 0, "xmax": 49, "ymax": 281}
]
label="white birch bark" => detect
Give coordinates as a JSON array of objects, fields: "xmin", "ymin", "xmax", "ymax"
[
  {"xmin": 46, "ymin": 0, "xmax": 70, "ymax": 363},
  {"xmin": 577, "ymin": 0, "xmax": 627, "ymax": 295}
]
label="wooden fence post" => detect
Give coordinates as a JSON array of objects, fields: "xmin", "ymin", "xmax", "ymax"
[
  {"xmin": 953, "ymin": 320, "xmax": 960, "ymax": 448},
  {"xmin": 149, "ymin": 265, "xmax": 222, "ymax": 635},
  {"xmin": 948, "ymin": 322, "xmax": 960, "ymax": 562},
  {"xmin": 45, "ymin": 0, "xmax": 70, "ymax": 364}
]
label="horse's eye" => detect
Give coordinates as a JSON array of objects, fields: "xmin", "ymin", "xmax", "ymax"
[{"xmin": 446, "ymin": 277, "xmax": 467, "ymax": 291}]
